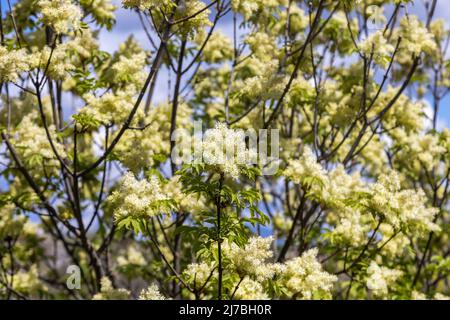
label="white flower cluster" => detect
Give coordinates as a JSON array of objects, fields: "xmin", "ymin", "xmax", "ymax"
[
  {"xmin": 122, "ymin": 0, "xmax": 172, "ymax": 10},
  {"xmin": 366, "ymin": 261, "xmax": 402, "ymax": 298},
  {"xmin": 234, "ymin": 278, "xmax": 269, "ymax": 300},
  {"xmin": 10, "ymin": 265, "xmax": 46, "ymax": 295},
  {"xmin": 376, "ymin": 86, "xmax": 425, "ymax": 133},
  {"xmin": 330, "ymin": 208, "xmax": 370, "ymax": 246},
  {"xmin": 110, "ymin": 51, "xmax": 147, "ymax": 90},
  {"xmin": 114, "ymin": 101, "xmax": 191, "ymax": 172},
  {"xmin": 163, "ymin": 176, "xmax": 207, "ymax": 214},
  {"xmin": 202, "ymin": 122, "xmax": 257, "ymax": 179},
  {"xmin": 0, "ymin": 47, "xmax": 30, "ymax": 82},
  {"xmin": 122, "ymin": 1, "xmax": 211, "ymax": 38},
  {"xmin": 231, "ymin": 0, "xmax": 259, "ymax": 19},
  {"xmin": 398, "ymin": 16, "xmax": 436, "ymax": 57},
  {"xmin": 279, "ymin": 248, "xmax": 337, "ymax": 299},
  {"xmin": 434, "ymin": 293, "xmax": 450, "ymax": 300},
  {"xmin": 0, "ymin": 204, "xmax": 29, "ymax": 240},
  {"xmin": 245, "ymin": 32, "xmax": 277, "ymax": 61},
  {"xmin": 139, "ymin": 284, "xmax": 168, "ymax": 300},
  {"xmin": 284, "ymin": 146, "xmax": 326, "ymax": 186},
  {"xmin": 65, "ymin": 28, "xmax": 99, "ymax": 61},
  {"xmin": 412, "ymin": 291, "xmax": 450, "ymax": 300},
  {"xmin": 231, "ymin": 0, "xmax": 287, "ymax": 20},
  {"xmin": 107, "ymin": 172, "xmax": 170, "ymax": 221},
  {"xmin": 38, "ymin": 0, "xmax": 82, "ymax": 34},
  {"xmin": 395, "ymin": 132, "xmax": 446, "ymax": 171},
  {"xmin": 13, "ymin": 113, "xmax": 66, "ymax": 174},
  {"xmin": 238, "ymin": 58, "xmax": 287, "ymax": 101},
  {"xmin": 175, "ymin": 0, "xmax": 213, "ymax": 38},
  {"xmin": 117, "ymin": 246, "xmax": 146, "ymax": 267},
  {"xmin": 93, "ymin": 277, "xmax": 167, "ymax": 300},
  {"xmin": 77, "ymin": 38, "xmax": 149, "ymax": 125},
  {"xmin": 183, "ymin": 262, "xmax": 216, "ymax": 287},
  {"xmin": 379, "ymin": 224, "xmax": 411, "ymax": 258},
  {"xmin": 368, "ymin": 171, "xmax": 440, "ymax": 233},
  {"xmin": 93, "ymin": 277, "xmax": 130, "ymax": 300},
  {"xmin": 80, "ymin": 88, "xmax": 136, "ymax": 125},
  {"xmin": 198, "ymin": 31, "xmax": 233, "ymax": 64},
  {"xmin": 284, "ymin": 147, "xmax": 440, "ymax": 237},
  {"xmin": 274, "ymin": 5, "xmax": 308, "ymax": 35},
  {"xmin": 359, "ymin": 31, "xmax": 394, "ymax": 68},
  {"xmin": 84, "ymin": 0, "xmax": 116, "ymax": 25},
  {"xmin": 185, "ymin": 237, "xmax": 336, "ymax": 299},
  {"xmin": 28, "ymin": 43, "xmax": 76, "ymax": 80},
  {"xmin": 227, "ymin": 237, "xmax": 336, "ymax": 299},
  {"xmin": 225, "ymin": 236, "xmax": 278, "ymax": 281}
]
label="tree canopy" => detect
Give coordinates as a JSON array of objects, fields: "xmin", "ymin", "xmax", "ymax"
[{"xmin": 0, "ymin": 0, "xmax": 449, "ymax": 300}]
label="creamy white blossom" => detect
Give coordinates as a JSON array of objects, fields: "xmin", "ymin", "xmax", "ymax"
[
  {"xmin": 93, "ymin": 277, "xmax": 130, "ymax": 300},
  {"xmin": 183, "ymin": 262, "xmax": 216, "ymax": 287},
  {"xmin": 284, "ymin": 146, "xmax": 327, "ymax": 189},
  {"xmin": 107, "ymin": 172, "xmax": 170, "ymax": 221},
  {"xmin": 368, "ymin": 171, "xmax": 440, "ymax": 233},
  {"xmin": 117, "ymin": 246, "xmax": 146, "ymax": 267},
  {"xmin": 359, "ymin": 31, "xmax": 394, "ymax": 67},
  {"xmin": 0, "ymin": 48, "xmax": 30, "ymax": 82},
  {"xmin": 234, "ymin": 278, "xmax": 269, "ymax": 300},
  {"xmin": 202, "ymin": 122, "xmax": 257, "ymax": 179},
  {"xmin": 225, "ymin": 237, "xmax": 277, "ymax": 281},
  {"xmin": 139, "ymin": 284, "xmax": 168, "ymax": 300},
  {"xmin": 366, "ymin": 261, "xmax": 402, "ymax": 298},
  {"xmin": 279, "ymin": 248, "xmax": 337, "ymax": 299},
  {"xmin": 38, "ymin": 0, "xmax": 82, "ymax": 34}
]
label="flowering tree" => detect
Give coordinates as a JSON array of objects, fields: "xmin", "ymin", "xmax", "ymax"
[{"xmin": 0, "ymin": 0, "xmax": 449, "ymax": 300}]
